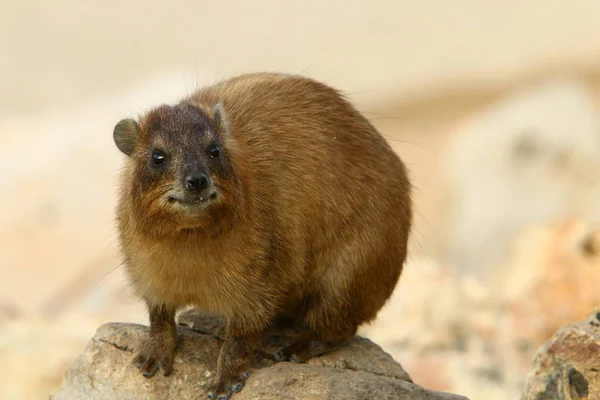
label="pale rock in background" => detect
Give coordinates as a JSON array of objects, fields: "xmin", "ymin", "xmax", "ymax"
[{"xmin": 439, "ymin": 78, "xmax": 600, "ymax": 278}]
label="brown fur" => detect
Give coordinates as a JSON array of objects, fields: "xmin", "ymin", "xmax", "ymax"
[{"xmin": 114, "ymin": 72, "xmax": 412, "ymax": 399}]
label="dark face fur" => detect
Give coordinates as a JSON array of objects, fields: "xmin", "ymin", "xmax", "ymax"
[{"xmin": 114, "ymin": 103, "xmax": 237, "ymax": 231}]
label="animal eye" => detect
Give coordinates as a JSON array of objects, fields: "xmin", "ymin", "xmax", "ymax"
[
  {"xmin": 209, "ymin": 145, "xmax": 220, "ymax": 159},
  {"xmin": 151, "ymin": 151, "xmax": 166, "ymax": 166}
]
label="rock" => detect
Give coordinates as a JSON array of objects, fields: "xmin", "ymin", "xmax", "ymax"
[
  {"xmin": 51, "ymin": 309, "xmax": 468, "ymax": 400},
  {"xmin": 521, "ymin": 308, "xmax": 600, "ymax": 399}
]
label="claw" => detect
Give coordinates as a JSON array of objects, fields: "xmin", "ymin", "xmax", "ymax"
[
  {"xmin": 133, "ymin": 349, "xmax": 174, "ymax": 378},
  {"xmin": 233, "ymin": 383, "xmax": 244, "ymax": 392},
  {"xmin": 142, "ymin": 358, "xmax": 159, "ymax": 378},
  {"xmin": 208, "ymin": 389, "xmax": 232, "ymax": 400},
  {"xmin": 289, "ymin": 354, "xmax": 302, "ymax": 363},
  {"xmin": 208, "ymin": 371, "xmax": 249, "ymax": 400}
]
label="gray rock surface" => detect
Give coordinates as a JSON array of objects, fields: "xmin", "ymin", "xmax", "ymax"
[{"xmin": 52, "ymin": 309, "xmax": 468, "ymax": 400}]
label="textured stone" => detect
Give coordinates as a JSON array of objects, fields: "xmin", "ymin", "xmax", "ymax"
[
  {"xmin": 522, "ymin": 308, "xmax": 600, "ymax": 399},
  {"xmin": 52, "ymin": 309, "xmax": 468, "ymax": 400}
]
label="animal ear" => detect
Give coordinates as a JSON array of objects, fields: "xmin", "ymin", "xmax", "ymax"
[{"xmin": 113, "ymin": 118, "xmax": 140, "ymax": 156}]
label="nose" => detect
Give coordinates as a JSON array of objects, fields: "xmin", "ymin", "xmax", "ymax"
[{"xmin": 185, "ymin": 173, "xmax": 209, "ymax": 192}]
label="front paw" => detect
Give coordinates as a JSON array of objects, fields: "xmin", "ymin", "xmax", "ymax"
[
  {"xmin": 207, "ymin": 371, "xmax": 250, "ymax": 400},
  {"xmin": 133, "ymin": 341, "xmax": 175, "ymax": 378}
]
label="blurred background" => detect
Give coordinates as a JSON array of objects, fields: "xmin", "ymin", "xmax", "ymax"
[{"xmin": 4, "ymin": 1, "xmax": 600, "ymax": 399}]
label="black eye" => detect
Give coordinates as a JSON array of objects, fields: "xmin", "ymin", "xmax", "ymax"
[
  {"xmin": 151, "ymin": 151, "xmax": 166, "ymax": 166},
  {"xmin": 209, "ymin": 145, "xmax": 220, "ymax": 159}
]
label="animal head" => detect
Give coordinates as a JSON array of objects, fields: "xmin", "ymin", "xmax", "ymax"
[{"xmin": 114, "ymin": 102, "xmax": 240, "ymax": 233}]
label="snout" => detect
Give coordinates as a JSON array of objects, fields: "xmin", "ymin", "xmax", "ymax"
[
  {"xmin": 185, "ymin": 172, "xmax": 209, "ymax": 192},
  {"xmin": 166, "ymin": 167, "xmax": 218, "ymax": 209},
  {"xmin": 182, "ymin": 170, "xmax": 216, "ymax": 201}
]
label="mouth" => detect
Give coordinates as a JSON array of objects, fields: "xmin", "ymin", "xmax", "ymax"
[{"xmin": 167, "ymin": 192, "xmax": 218, "ymax": 207}]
